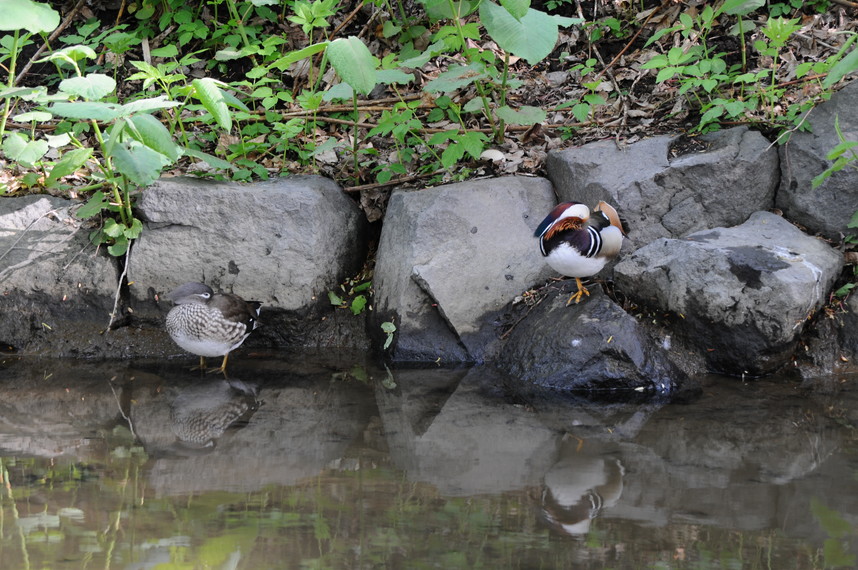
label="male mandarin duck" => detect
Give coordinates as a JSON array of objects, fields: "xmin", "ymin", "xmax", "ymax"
[
  {"xmin": 535, "ymin": 201, "xmax": 626, "ymax": 305},
  {"xmin": 165, "ymin": 282, "xmax": 261, "ymax": 374}
]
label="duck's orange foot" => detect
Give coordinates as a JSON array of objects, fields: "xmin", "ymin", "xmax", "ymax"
[{"xmin": 565, "ymin": 278, "xmax": 590, "ymax": 306}]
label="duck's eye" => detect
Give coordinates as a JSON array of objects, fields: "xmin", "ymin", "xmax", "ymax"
[{"xmin": 199, "ymin": 292, "xmax": 211, "ymax": 299}]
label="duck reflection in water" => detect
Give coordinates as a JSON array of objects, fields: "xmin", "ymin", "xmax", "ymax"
[
  {"xmin": 541, "ymin": 437, "xmax": 625, "ymax": 536},
  {"xmin": 169, "ymin": 378, "xmax": 260, "ymax": 449}
]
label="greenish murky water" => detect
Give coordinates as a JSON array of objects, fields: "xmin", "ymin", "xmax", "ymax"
[{"xmin": 0, "ymin": 353, "xmax": 856, "ymax": 569}]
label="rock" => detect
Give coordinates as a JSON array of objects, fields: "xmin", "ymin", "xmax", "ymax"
[
  {"xmin": 546, "ymin": 127, "xmax": 779, "ymax": 248},
  {"xmin": 0, "ymin": 195, "xmax": 118, "ymax": 356},
  {"xmin": 614, "ymin": 212, "xmax": 843, "ymax": 376},
  {"xmin": 796, "ymin": 292, "xmax": 858, "ymax": 379},
  {"xmin": 127, "ymin": 176, "xmax": 369, "ymax": 349},
  {"xmin": 496, "ymin": 284, "xmax": 686, "ymax": 394},
  {"xmin": 777, "ymin": 80, "xmax": 858, "ymax": 241},
  {"xmin": 371, "ymin": 176, "xmax": 556, "ymax": 363}
]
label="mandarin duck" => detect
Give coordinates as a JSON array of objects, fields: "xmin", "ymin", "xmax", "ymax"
[
  {"xmin": 535, "ymin": 201, "xmax": 625, "ymax": 305},
  {"xmin": 165, "ymin": 282, "xmax": 261, "ymax": 374}
]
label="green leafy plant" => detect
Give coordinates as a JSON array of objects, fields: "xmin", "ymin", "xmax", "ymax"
[
  {"xmin": 4, "ymin": 43, "xmax": 236, "ymax": 255},
  {"xmin": 641, "ymin": 0, "xmax": 851, "ymax": 135}
]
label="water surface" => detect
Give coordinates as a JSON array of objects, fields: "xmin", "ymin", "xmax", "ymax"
[{"xmin": 0, "ymin": 353, "xmax": 856, "ymax": 569}]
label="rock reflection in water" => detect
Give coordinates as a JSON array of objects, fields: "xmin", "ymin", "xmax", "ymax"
[{"xmin": 0, "ymin": 358, "xmax": 856, "ymax": 568}]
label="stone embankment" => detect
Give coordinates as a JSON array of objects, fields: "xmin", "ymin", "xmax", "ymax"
[{"xmin": 2, "ymin": 82, "xmax": 857, "ymax": 393}]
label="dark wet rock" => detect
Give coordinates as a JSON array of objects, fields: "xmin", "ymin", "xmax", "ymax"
[
  {"xmin": 371, "ymin": 176, "xmax": 556, "ymax": 363},
  {"xmin": 496, "ymin": 285, "xmax": 686, "ymax": 394},
  {"xmin": 546, "ymin": 126, "xmax": 779, "ymax": 249},
  {"xmin": 0, "ymin": 195, "xmax": 119, "ymax": 356},
  {"xmin": 127, "ymin": 175, "xmax": 369, "ymax": 350},
  {"xmin": 795, "ymin": 293, "xmax": 858, "ymax": 379},
  {"xmin": 777, "ymin": 80, "xmax": 858, "ymax": 241},
  {"xmin": 614, "ymin": 212, "xmax": 843, "ymax": 376}
]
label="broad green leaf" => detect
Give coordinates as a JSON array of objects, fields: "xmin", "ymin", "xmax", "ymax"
[
  {"xmin": 641, "ymin": 54, "xmax": 668, "ymax": 69},
  {"xmin": 3, "ymin": 0, "xmax": 59, "ymax": 34},
  {"xmin": 150, "ymin": 45, "xmax": 179, "ymax": 58},
  {"xmin": 382, "ymin": 20, "xmax": 401, "ymax": 38},
  {"xmin": 424, "ymin": 63, "xmax": 487, "ymax": 93},
  {"xmin": 501, "ymin": 0, "xmax": 529, "ymax": 19},
  {"xmin": 120, "ymin": 96, "xmax": 182, "ymax": 116},
  {"xmin": 108, "ymin": 235, "xmax": 129, "ymax": 256},
  {"xmin": 125, "ymin": 217, "xmax": 143, "ymax": 239},
  {"xmin": 495, "ymin": 105, "xmax": 546, "ymax": 125},
  {"xmin": 215, "ymin": 46, "xmax": 256, "ymax": 61},
  {"xmin": 824, "ymin": 46, "xmax": 858, "ymax": 87},
  {"xmin": 183, "ymin": 147, "xmax": 234, "ymax": 170},
  {"xmin": 0, "ymin": 86, "xmax": 44, "ymax": 100},
  {"xmin": 126, "ymin": 113, "xmax": 180, "ymax": 162},
  {"xmin": 350, "ymin": 295, "xmax": 367, "ymax": 315},
  {"xmin": 377, "ymin": 69, "xmax": 415, "ymax": 85},
  {"xmin": 571, "ymin": 102, "xmax": 590, "ymax": 122},
  {"xmin": 46, "ymin": 148, "xmax": 92, "ymax": 187},
  {"xmin": 655, "ymin": 67, "xmax": 679, "ymax": 83},
  {"xmin": 269, "ymin": 42, "xmax": 329, "ymax": 71},
  {"xmin": 12, "ymin": 111, "xmax": 52, "ymax": 122},
  {"xmin": 479, "ymin": 1, "xmax": 579, "ymax": 65},
  {"xmin": 721, "ymin": 0, "xmax": 764, "ymax": 16},
  {"xmin": 834, "ymin": 282, "xmax": 856, "ymax": 297},
  {"xmin": 218, "ymin": 87, "xmax": 251, "ymax": 112},
  {"xmin": 423, "ymin": 0, "xmax": 474, "ymax": 19},
  {"xmin": 328, "ymin": 36, "xmax": 377, "ymax": 96},
  {"xmin": 53, "ymin": 44, "xmax": 98, "ymax": 61},
  {"xmin": 322, "ymin": 82, "xmax": 354, "ymax": 102},
  {"xmin": 192, "ymin": 78, "xmax": 231, "ymax": 131},
  {"xmin": 75, "ymin": 191, "xmax": 110, "ymax": 219},
  {"xmin": 110, "ymin": 143, "xmax": 169, "ymax": 186},
  {"xmin": 399, "ymin": 40, "xmax": 447, "ymax": 69},
  {"xmin": 2, "ymin": 132, "xmax": 48, "ymax": 167},
  {"xmin": 458, "ymin": 131, "xmax": 487, "ymax": 158},
  {"xmin": 59, "ymin": 74, "xmax": 116, "ymax": 100},
  {"xmin": 328, "ymin": 291, "xmax": 344, "ymax": 306},
  {"xmin": 45, "ymin": 133, "xmax": 71, "ymax": 147},
  {"xmin": 103, "ymin": 218, "xmax": 124, "ymax": 238},
  {"xmin": 49, "ymin": 101, "xmax": 122, "ymax": 121}
]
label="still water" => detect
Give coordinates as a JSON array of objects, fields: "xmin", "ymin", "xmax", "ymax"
[{"xmin": 0, "ymin": 352, "xmax": 856, "ymax": 569}]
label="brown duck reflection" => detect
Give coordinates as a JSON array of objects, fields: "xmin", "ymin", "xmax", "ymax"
[
  {"xmin": 541, "ymin": 438, "xmax": 625, "ymax": 536},
  {"xmin": 169, "ymin": 379, "xmax": 260, "ymax": 448}
]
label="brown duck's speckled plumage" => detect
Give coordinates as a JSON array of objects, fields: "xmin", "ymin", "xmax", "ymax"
[{"xmin": 165, "ymin": 282, "xmax": 261, "ymax": 373}]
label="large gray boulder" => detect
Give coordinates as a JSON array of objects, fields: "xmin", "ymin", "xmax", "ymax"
[
  {"xmin": 496, "ymin": 285, "xmax": 686, "ymax": 394},
  {"xmin": 129, "ymin": 175, "xmax": 367, "ymax": 310},
  {"xmin": 546, "ymin": 127, "xmax": 779, "ymax": 248},
  {"xmin": 614, "ymin": 212, "xmax": 843, "ymax": 376},
  {"xmin": 778, "ymin": 79, "xmax": 858, "ymax": 241},
  {"xmin": 127, "ymin": 176, "xmax": 369, "ymax": 349},
  {"xmin": 371, "ymin": 176, "xmax": 556, "ymax": 363},
  {"xmin": 0, "ymin": 195, "xmax": 118, "ymax": 356}
]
